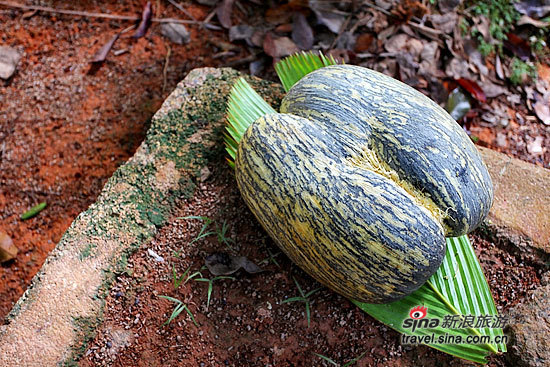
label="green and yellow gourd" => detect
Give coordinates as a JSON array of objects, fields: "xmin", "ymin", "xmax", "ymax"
[{"xmin": 235, "ymin": 65, "xmax": 493, "ymax": 303}]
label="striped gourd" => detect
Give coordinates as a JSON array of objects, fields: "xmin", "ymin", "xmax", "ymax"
[{"xmin": 235, "ymin": 65, "xmax": 493, "ymax": 303}]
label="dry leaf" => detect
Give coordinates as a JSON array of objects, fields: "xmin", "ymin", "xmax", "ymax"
[
  {"xmin": 263, "ymin": 33, "xmax": 299, "ymax": 58},
  {"xmin": 0, "ymin": 231, "xmax": 17, "ymax": 263},
  {"xmin": 480, "ymin": 81, "xmax": 508, "ymax": 98},
  {"xmin": 472, "ymin": 16, "xmax": 490, "ymax": 41},
  {"xmin": 133, "ymin": 1, "xmax": 153, "ymax": 38},
  {"xmin": 533, "ymin": 99, "xmax": 550, "ymax": 125},
  {"xmin": 514, "ymin": 1, "xmax": 550, "ymax": 19},
  {"xmin": 438, "ymin": 0, "xmax": 462, "ymax": 13},
  {"xmin": 384, "ymin": 33, "xmax": 409, "ymax": 53},
  {"xmin": 216, "ymin": 0, "xmax": 235, "ymax": 29},
  {"xmin": 292, "ymin": 12, "xmax": 314, "ymax": 50},
  {"xmin": 527, "ymin": 136, "xmax": 544, "ymax": 154},
  {"xmin": 205, "ymin": 253, "xmax": 263, "ymax": 276},
  {"xmin": 161, "ymin": 23, "xmax": 190, "ymax": 45},
  {"xmin": 309, "ymin": 0, "xmax": 347, "ymax": 33},
  {"xmin": 464, "ymin": 41, "xmax": 488, "ymax": 76},
  {"xmin": 456, "ymin": 78, "xmax": 487, "ymax": 103},
  {"xmin": 418, "ymin": 41, "xmax": 440, "ymax": 76},
  {"xmin": 0, "ymin": 46, "xmax": 21, "ymax": 79},
  {"xmin": 504, "ymin": 33, "xmax": 532, "ymax": 61},
  {"xmin": 495, "ymin": 54, "xmax": 505, "ymax": 80},
  {"xmin": 91, "ymin": 33, "xmax": 120, "ymax": 63},
  {"xmin": 354, "ymin": 33, "xmax": 374, "ymax": 53},
  {"xmin": 229, "ymin": 24, "xmax": 254, "ymax": 42},
  {"xmin": 517, "ymin": 14, "xmax": 550, "ymax": 27},
  {"xmin": 375, "ymin": 0, "xmax": 393, "ymax": 10},
  {"xmin": 429, "ymin": 13, "xmax": 458, "ymax": 34}
]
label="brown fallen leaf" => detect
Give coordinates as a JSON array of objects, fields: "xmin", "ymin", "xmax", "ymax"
[
  {"xmin": 514, "ymin": 0, "xmax": 550, "ymax": 19},
  {"xmin": 533, "ymin": 98, "xmax": 550, "ymax": 125},
  {"xmin": 504, "ymin": 33, "xmax": 531, "ymax": 61},
  {"xmin": 527, "ymin": 136, "xmax": 544, "ymax": 154},
  {"xmin": 0, "ymin": 231, "xmax": 18, "ymax": 263},
  {"xmin": 292, "ymin": 12, "xmax": 314, "ymax": 50},
  {"xmin": 161, "ymin": 23, "xmax": 190, "ymax": 45},
  {"xmin": 216, "ymin": 0, "xmax": 235, "ymax": 29},
  {"xmin": 91, "ymin": 33, "xmax": 120, "ymax": 63},
  {"xmin": 309, "ymin": 0, "xmax": 347, "ymax": 33},
  {"xmin": 480, "ymin": 80, "xmax": 508, "ymax": 99},
  {"xmin": 263, "ymin": 33, "xmax": 299, "ymax": 59},
  {"xmin": 229, "ymin": 24, "xmax": 254, "ymax": 42},
  {"xmin": 456, "ymin": 78, "xmax": 487, "ymax": 103},
  {"xmin": 438, "ymin": 0, "xmax": 462, "ymax": 13},
  {"xmin": 354, "ymin": 33, "xmax": 374, "ymax": 53},
  {"xmin": 429, "ymin": 13, "xmax": 457, "ymax": 34},
  {"xmin": 517, "ymin": 14, "xmax": 550, "ymax": 27},
  {"xmin": 495, "ymin": 54, "xmax": 505, "ymax": 80},
  {"xmin": 133, "ymin": 1, "xmax": 153, "ymax": 38},
  {"xmin": 0, "ymin": 46, "xmax": 21, "ymax": 79},
  {"xmin": 205, "ymin": 252, "xmax": 263, "ymax": 276}
]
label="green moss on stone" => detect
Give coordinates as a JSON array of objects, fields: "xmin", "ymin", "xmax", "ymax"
[{"xmin": 79, "ymin": 243, "xmax": 97, "ymax": 260}]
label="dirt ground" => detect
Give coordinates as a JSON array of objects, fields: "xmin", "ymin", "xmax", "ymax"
[
  {"xmin": 0, "ymin": 0, "xmax": 548, "ymax": 366},
  {"xmin": 0, "ymin": 0, "xmax": 235, "ymax": 317},
  {"xmin": 80, "ymin": 159, "xmax": 542, "ymax": 367}
]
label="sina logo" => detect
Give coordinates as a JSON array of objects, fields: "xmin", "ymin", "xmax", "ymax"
[
  {"xmin": 409, "ymin": 306, "xmax": 427, "ymax": 319},
  {"xmin": 403, "ymin": 306, "xmax": 439, "ymax": 332}
]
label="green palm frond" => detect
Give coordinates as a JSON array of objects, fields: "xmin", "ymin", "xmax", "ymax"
[
  {"xmin": 223, "ymin": 51, "xmax": 505, "ymax": 364},
  {"xmin": 355, "ymin": 236, "xmax": 506, "ymax": 364},
  {"xmin": 224, "ymin": 77, "xmax": 276, "ymax": 168},
  {"xmin": 275, "ymin": 51, "xmax": 341, "ymax": 92}
]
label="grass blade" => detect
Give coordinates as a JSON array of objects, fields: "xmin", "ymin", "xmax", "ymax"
[{"xmin": 21, "ymin": 202, "xmax": 47, "ymax": 220}]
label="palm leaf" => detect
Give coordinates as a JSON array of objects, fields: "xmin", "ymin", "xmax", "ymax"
[
  {"xmin": 275, "ymin": 51, "xmax": 341, "ymax": 92},
  {"xmin": 224, "ymin": 77, "xmax": 276, "ymax": 168},
  {"xmin": 355, "ymin": 236, "xmax": 506, "ymax": 364},
  {"xmin": 223, "ymin": 52, "xmax": 505, "ymax": 363}
]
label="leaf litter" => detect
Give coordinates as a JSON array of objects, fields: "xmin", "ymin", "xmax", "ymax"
[{"xmin": 197, "ymin": 0, "xmax": 548, "ymax": 166}]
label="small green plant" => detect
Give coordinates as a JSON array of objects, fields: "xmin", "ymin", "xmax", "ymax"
[
  {"xmin": 215, "ymin": 220, "xmax": 235, "ymax": 249},
  {"xmin": 158, "ymin": 295, "xmax": 198, "ymax": 327},
  {"xmin": 313, "ymin": 351, "xmax": 367, "ymax": 367},
  {"xmin": 172, "ymin": 265, "xmax": 190, "ymax": 289},
  {"xmin": 477, "ymin": 39, "xmax": 495, "ymax": 57},
  {"xmin": 259, "ymin": 247, "xmax": 282, "ymax": 267},
  {"xmin": 181, "ymin": 216, "xmax": 216, "ymax": 245},
  {"xmin": 467, "ymin": 0, "xmax": 520, "ymax": 54},
  {"xmin": 281, "ymin": 277, "xmax": 321, "ymax": 327},
  {"xmin": 509, "ymin": 58, "xmax": 537, "ymax": 85},
  {"xmin": 177, "ymin": 216, "xmax": 236, "ymax": 252},
  {"xmin": 195, "ymin": 275, "xmax": 235, "ymax": 310},
  {"xmin": 530, "ymin": 31, "xmax": 549, "ymax": 54}
]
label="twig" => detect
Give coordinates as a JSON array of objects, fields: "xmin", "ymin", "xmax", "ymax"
[
  {"xmin": 201, "ymin": 8, "xmax": 222, "ymax": 30},
  {"xmin": 120, "ymin": 24, "xmax": 137, "ymax": 35},
  {"xmin": 162, "ymin": 44, "xmax": 171, "ymax": 93},
  {"xmin": 329, "ymin": 14, "xmax": 352, "ymax": 49},
  {"xmin": 223, "ymin": 53, "xmax": 257, "ymax": 67},
  {"xmin": 0, "ymin": 1, "xmax": 203, "ymax": 24},
  {"xmin": 166, "ymin": 0, "xmax": 197, "ymax": 21},
  {"xmin": 362, "ymin": 1, "xmax": 392, "ymax": 16},
  {"xmin": 203, "ymin": 7, "xmax": 217, "ymax": 24}
]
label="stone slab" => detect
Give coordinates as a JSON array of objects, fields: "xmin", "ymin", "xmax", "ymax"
[
  {"xmin": 0, "ymin": 67, "xmax": 282, "ymax": 367},
  {"xmin": 479, "ymin": 147, "xmax": 550, "ymax": 259},
  {"xmin": 506, "ymin": 272, "xmax": 550, "ymax": 367}
]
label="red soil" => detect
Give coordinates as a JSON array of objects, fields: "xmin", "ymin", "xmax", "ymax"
[{"xmin": 0, "ymin": 0, "xmax": 234, "ymax": 318}]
